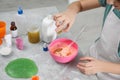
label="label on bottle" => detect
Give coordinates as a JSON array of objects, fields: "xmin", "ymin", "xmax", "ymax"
[{"xmin": 11, "ymin": 30, "xmax": 18, "ymax": 38}]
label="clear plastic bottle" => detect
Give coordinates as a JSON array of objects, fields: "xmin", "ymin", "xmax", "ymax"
[{"xmin": 15, "ymin": 7, "xmax": 27, "ymax": 36}]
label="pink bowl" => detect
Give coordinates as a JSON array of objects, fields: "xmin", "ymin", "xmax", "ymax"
[{"xmin": 48, "ymin": 38, "xmax": 78, "ymax": 63}]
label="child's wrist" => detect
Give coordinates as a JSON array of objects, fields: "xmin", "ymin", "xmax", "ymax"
[
  {"xmin": 98, "ymin": 61, "xmax": 108, "ymax": 73},
  {"xmin": 99, "ymin": 61, "xmax": 111, "ymax": 73}
]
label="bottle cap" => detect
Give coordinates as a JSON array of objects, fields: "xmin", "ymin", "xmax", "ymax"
[
  {"xmin": 32, "ymin": 76, "xmax": 39, "ymax": 80},
  {"xmin": 43, "ymin": 43, "xmax": 48, "ymax": 51},
  {"xmin": 11, "ymin": 21, "xmax": 15, "ymax": 26},
  {"xmin": 18, "ymin": 7, "xmax": 23, "ymax": 15}
]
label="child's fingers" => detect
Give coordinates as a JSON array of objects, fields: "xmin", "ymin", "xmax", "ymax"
[
  {"xmin": 53, "ymin": 13, "xmax": 62, "ymax": 20},
  {"xmin": 62, "ymin": 24, "xmax": 70, "ymax": 32},
  {"xmin": 77, "ymin": 62, "xmax": 92, "ymax": 67},
  {"xmin": 80, "ymin": 57, "xmax": 95, "ymax": 61},
  {"xmin": 77, "ymin": 62, "xmax": 87, "ymax": 67},
  {"xmin": 55, "ymin": 20, "xmax": 61, "ymax": 27},
  {"xmin": 77, "ymin": 64, "xmax": 85, "ymax": 71},
  {"xmin": 55, "ymin": 16, "xmax": 65, "ymax": 27},
  {"xmin": 59, "ymin": 20, "xmax": 70, "ymax": 32},
  {"xmin": 56, "ymin": 16, "xmax": 65, "ymax": 23},
  {"xmin": 63, "ymin": 22, "xmax": 73, "ymax": 32}
]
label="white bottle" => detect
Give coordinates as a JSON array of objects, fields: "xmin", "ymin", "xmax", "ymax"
[
  {"xmin": 41, "ymin": 15, "xmax": 57, "ymax": 43},
  {"xmin": 15, "ymin": 7, "xmax": 27, "ymax": 36}
]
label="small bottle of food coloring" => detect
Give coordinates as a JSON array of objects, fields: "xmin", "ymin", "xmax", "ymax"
[
  {"xmin": 10, "ymin": 21, "xmax": 18, "ymax": 38},
  {"xmin": 43, "ymin": 43, "xmax": 48, "ymax": 51}
]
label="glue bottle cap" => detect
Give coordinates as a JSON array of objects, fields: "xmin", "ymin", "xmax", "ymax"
[
  {"xmin": 43, "ymin": 43, "xmax": 48, "ymax": 51},
  {"xmin": 18, "ymin": 7, "xmax": 23, "ymax": 15}
]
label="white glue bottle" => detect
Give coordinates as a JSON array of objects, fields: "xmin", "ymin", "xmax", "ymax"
[{"xmin": 15, "ymin": 7, "xmax": 27, "ymax": 36}]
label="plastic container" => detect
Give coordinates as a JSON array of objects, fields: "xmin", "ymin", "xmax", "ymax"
[
  {"xmin": 0, "ymin": 21, "xmax": 6, "ymax": 38},
  {"xmin": 0, "ymin": 47, "xmax": 12, "ymax": 56},
  {"xmin": 27, "ymin": 26, "xmax": 40, "ymax": 43},
  {"xmin": 0, "ymin": 39, "xmax": 2, "ymax": 45},
  {"xmin": 4, "ymin": 34, "xmax": 12, "ymax": 47},
  {"xmin": 15, "ymin": 7, "xmax": 27, "ymax": 36},
  {"xmin": 15, "ymin": 37, "xmax": 24, "ymax": 50},
  {"xmin": 41, "ymin": 15, "xmax": 57, "ymax": 43}
]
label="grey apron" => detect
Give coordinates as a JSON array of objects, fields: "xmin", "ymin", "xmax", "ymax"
[{"xmin": 88, "ymin": 7, "xmax": 120, "ymax": 80}]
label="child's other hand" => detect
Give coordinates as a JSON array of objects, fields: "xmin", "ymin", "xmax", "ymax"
[
  {"xmin": 53, "ymin": 10, "xmax": 76, "ymax": 33},
  {"xmin": 77, "ymin": 56, "xmax": 106, "ymax": 75}
]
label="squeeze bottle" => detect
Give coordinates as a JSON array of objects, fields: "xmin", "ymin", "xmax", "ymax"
[{"xmin": 15, "ymin": 7, "xmax": 27, "ymax": 36}]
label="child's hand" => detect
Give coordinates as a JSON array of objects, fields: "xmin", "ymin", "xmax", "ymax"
[
  {"xmin": 53, "ymin": 10, "xmax": 76, "ymax": 33},
  {"xmin": 77, "ymin": 57, "xmax": 106, "ymax": 75}
]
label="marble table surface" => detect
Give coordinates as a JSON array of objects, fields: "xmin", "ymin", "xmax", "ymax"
[{"xmin": 0, "ymin": 6, "xmax": 98, "ymax": 80}]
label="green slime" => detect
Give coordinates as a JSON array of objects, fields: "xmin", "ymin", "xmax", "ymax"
[{"xmin": 5, "ymin": 58, "xmax": 38, "ymax": 78}]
